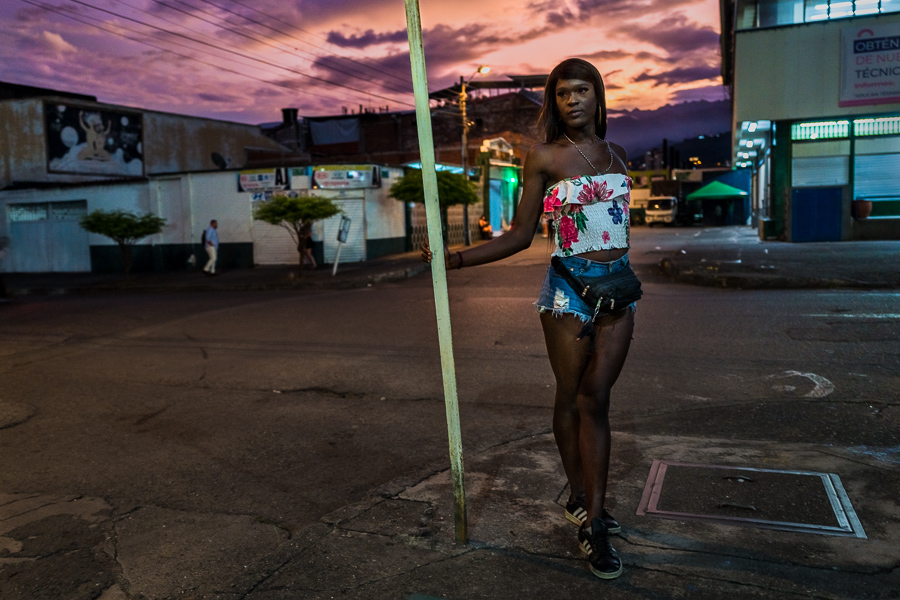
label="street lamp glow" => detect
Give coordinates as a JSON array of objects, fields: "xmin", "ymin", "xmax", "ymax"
[{"xmin": 459, "ymin": 64, "xmax": 490, "ymax": 246}]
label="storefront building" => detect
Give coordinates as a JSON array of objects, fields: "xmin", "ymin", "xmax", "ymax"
[{"xmin": 721, "ymin": 0, "xmax": 900, "ymax": 241}]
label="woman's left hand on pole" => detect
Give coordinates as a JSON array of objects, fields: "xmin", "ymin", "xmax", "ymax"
[{"xmin": 421, "ymin": 239, "xmax": 451, "ymax": 266}]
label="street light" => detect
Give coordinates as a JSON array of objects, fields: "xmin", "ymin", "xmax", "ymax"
[{"xmin": 460, "ymin": 65, "xmax": 490, "ymax": 246}]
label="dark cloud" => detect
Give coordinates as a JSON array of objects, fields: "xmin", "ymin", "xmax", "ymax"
[
  {"xmin": 633, "ymin": 64, "xmax": 721, "ymax": 86},
  {"xmin": 326, "ymin": 29, "xmax": 408, "ymax": 48},
  {"xmin": 628, "ymin": 14, "xmax": 720, "ymax": 54},
  {"xmin": 309, "ymin": 52, "xmax": 413, "ymax": 96},
  {"xmin": 575, "ymin": 0, "xmax": 698, "ymax": 18},
  {"xmin": 583, "ymin": 50, "xmax": 634, "ymax": 62},
  {"xmin": 668, "ymin": 84, "xmax": 729, "ymax": 103},
  {"xmin": 583, "ymin": 49, "xmax": 680, "ymax": 67},
  {"xmin": 546, "ymin": 8, "xmax": 576, "ymax": 27},
  {"xmin": 196, "ymin": 92, "xmax": 240, "ymax": 103},
  {"xmin": 310, "ymin": 20, "xmax": 548, "ymax": 94}
]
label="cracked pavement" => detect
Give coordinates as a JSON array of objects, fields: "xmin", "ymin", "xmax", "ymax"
[{"xmin": 1, "ymin": 228, "xmax": 899, "ymax": 599}]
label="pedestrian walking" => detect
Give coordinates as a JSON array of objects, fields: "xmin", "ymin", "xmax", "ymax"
[
  {"xmin": 303, "ymin": 234, "xmax": 317, "ymax": 269},
  {"xmin": 423, "ymin": 58, "xmax": 639, "ymax": 580},
  {"xmin": 202, "ymin": 219, "xmax": 219, "ymax": 275}
]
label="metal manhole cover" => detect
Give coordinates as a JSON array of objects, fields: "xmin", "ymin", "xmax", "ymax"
[{"xmin": 637, "ymin": 460, "xmax": 866, "ymax": 538}]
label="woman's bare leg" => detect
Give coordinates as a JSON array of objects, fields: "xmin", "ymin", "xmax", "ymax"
[
  {"xmin": 541, "ymin": 309, "xmax": 634, "ymax": 515},
  {"xmin": 540, "ymin": 312, "xmax": 592, "ymax": 502},
  {"xmin": 577, "ymin": 310, "xmax": 634, "ymax": 521}
]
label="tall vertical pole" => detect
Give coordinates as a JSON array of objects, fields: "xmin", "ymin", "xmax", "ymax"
[
  {"xmin": 403, "ymin": 0, "xmax": 467, "ymax": 546},
  {"xmin": 460, "ymin": 77, "xmax": 471, "ymax": 246}
]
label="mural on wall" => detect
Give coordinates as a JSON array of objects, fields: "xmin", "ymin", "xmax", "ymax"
[{"xmin": 45, "ymin": 103, "xmax": 144, "ymax": 176}]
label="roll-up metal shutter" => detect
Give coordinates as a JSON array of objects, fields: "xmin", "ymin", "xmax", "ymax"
[
  {"xmin": 6, "ymin": 201, "xmax": 90, "ymax": 272},
  {"xmin": 252, "ymin": 220, "xmax": 298, "ymax": 265},
  {"xmin": 791, "ymin": 156, "xmax": 849, "ymax": 187},
  {"xmin": 322, "ymin": 195, "xmax": 365, "ymax": 263},
  {"xmin": 854, "ymin": 153, "xmax": 900, "ymax": 198}
]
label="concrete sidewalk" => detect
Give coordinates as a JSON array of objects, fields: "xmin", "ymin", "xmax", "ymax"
[
  {"xmin": 1, "ymin": 250, "xmax": 431, "ymax": 297},
  {"xmin": 650, "ymin": 226, "xmax": 900, "ymax": 289},
  {"xmin": 3, "ymin": 226, "xmax": 899, "ymax": 299},
  {"xmin": 224, "ymin": 432, "xmax": 894, "ymax": 599}
]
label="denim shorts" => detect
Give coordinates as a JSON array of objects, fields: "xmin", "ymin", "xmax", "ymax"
[{"xmin": 535, "ymin": 253, "xmax": 635, "ymax": 323}]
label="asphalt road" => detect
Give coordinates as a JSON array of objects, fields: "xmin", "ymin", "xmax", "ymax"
[{"xmin": 0, "ymin": 227, "xmax": 897, "ymax": 598}]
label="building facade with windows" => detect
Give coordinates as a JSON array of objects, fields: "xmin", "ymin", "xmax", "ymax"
[{"xmin": 720, "ymin": 0, "xmax": 900, "ymax": 241}]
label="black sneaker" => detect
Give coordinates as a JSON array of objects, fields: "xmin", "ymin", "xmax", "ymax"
[
  {"xmin": 565, "ymin": 497, "xmax": 621, "ymax": 534},
  {"xmin": 565, "ymin": 497, "xmax": 588, "ymax": 525},
  {"xmin": 579, "ymin": 518, "xmax": 624, "ymax": 580}
]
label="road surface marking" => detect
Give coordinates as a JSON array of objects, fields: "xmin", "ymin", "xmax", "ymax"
[{"xmin": 769, "ymin": 371, "xmax": 835, "ymax": 398}]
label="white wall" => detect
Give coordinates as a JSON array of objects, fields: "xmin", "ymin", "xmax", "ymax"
[
  {"xmin": 734, "ymin": 13, "xmax": 900, "ymax": 122},
  {"xmin": 0, "ymin": 171, "xmax": 255, "ymax": 249},
  {"xmin": 0, "ymin": 183, "xmax": 150, "ymax": 248},
  {"xmin": 364, "ymin": 166, "xmax": 405, "ymax": 241},
  {"xmin": 186, "ymin": 172, "xmax": 254, "ymax": 245}
]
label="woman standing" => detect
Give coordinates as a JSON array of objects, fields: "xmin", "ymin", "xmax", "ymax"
[{"xmin": 425, "ymin": 58, "xmax": 635, "ymax": 579}]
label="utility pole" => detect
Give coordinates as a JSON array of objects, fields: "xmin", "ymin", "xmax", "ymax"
[
  {"xmin": 460, "ymin": 76, "xmax": 470, "ymax": 246},
  {"xmin": 404, "ymin": 0, "xmax": 468, "ymax": 546}
]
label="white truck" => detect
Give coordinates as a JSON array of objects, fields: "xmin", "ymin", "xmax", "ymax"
[{"xmin": 645, "ymin": 196, "xmax": 678, "ymax": 226}]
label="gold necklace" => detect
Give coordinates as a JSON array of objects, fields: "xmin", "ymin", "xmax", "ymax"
[{"xmin": 563, "ymin": 133, "xmax": 614, "ymax": 175}]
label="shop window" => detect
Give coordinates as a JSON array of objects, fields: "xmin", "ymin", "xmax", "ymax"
[
  {"xmin": 855, "ymin": 117, "xmax": 900, "ymax": 137},
  {"xmin": 804, "ymin": 0, "xmax": 830, "ymax": 20},
  {"xmin": 791, "ymin": 121, "xmax": 850, "ymax": 140},
  {"xmin": 7, "ymin": 201, "xmax": 87, "ymax": 223},
  {"xmin": 760, "ymin": 0, "xmax": 805, "ymax": 26},
  {"xmin": 738, "ymin": 0, "xmax": 900, "ymax": 29},
  {"xmin": 8, "ymin": 203, "xmax": 49, "ymax": 222}
]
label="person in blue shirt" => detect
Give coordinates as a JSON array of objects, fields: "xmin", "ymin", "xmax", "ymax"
[{"xmin": 202, "ymin": 219, "xmax": 219, "ymax": 275}]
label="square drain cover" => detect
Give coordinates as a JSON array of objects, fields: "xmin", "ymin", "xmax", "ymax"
[{"xmin": 637, "ymin": 460, "xmax": 866, "ymax": 538}]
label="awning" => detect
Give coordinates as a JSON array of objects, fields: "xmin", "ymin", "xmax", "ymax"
[{"xmin": 687, "ymin": 180, "xmax": 749, "ymax": 201}]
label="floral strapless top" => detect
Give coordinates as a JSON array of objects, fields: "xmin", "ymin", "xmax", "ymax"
[{"xmin": 542, "ymin": 173, "xmax": 632, "ymax": 256}]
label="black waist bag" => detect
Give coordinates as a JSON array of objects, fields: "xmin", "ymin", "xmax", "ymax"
[{"xmin": 550, "ymin": 256, "xmax": 643, "ymax": 322}]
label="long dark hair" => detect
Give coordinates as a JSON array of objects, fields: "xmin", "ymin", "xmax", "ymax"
[{"xmin": 538, "ymin": 58, "xmax": 607, "ymax": 143}]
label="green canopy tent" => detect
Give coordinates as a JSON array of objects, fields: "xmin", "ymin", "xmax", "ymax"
[{"xmin": 687, "ymin": 180, "xmax": 749, "ymax": 226}]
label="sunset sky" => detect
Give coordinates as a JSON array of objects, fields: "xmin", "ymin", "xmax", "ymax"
[{"xmin": 0, "ymin": 0, "xmax": 725, "ymax": 125}]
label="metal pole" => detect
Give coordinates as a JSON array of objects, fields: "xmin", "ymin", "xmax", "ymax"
[
  {"xmin": 403, "ymin": 0, "xmax": 468, "ymax": 546},
  {"xmin": 460, "ymin": 77, "xmax": 471, "ymax": 246},
  {"xmin": 331, "ymin": 242, "xmax": 343, "ymax": 276}
]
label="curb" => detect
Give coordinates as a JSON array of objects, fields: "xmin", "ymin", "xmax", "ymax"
[
  {"xmin": 658, "ymin": 258, "xmax": 900, "ymax": 290},
  {"xmin": 4, "ymin": 264, "xmax": 430, "ymax": 298}
]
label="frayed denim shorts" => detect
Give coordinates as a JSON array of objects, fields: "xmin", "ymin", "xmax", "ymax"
[{"xmin": 535, "ymin": 253, "xmax": 635, "ymax": 323}]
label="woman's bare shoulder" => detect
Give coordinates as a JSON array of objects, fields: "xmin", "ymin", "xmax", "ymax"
[
  {"xmin": 527, "ymin": 142, "xmax": 555, "ymax": 162},
  {"xmin": 526, "ymin": 141, "xmax": 563, "ymax": 175},
  {"xmin": 608, "ymin": 141, "xmax": 628, "ymax": 163}
]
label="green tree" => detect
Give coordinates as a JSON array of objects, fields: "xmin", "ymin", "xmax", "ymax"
[
  {"xmin": 390, "ymin": 169, "xmax": 479, "ymax": 242},
  {"xmin": 253, "ymin": 194, "xmax": 342, "ymax": 275},
  {"xmin": 79, "ymin": 209, "xmax": 166, "ymax": 277}
]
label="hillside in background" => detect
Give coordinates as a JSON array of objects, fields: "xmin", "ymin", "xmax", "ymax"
[{"xmin": 607, "ymin": 99, "xmax": 732, "ymax": 159}]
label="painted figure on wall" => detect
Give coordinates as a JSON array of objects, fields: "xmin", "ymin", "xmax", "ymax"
[
  {"xmin": 77, "ymin": 111, "xmax": 112, "ymax": 162},
  {"xmin": 45, "ymin": 103, "xmax": 143, "ymax": 176}
]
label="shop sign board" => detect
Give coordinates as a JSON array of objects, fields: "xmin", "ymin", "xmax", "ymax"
[
  {"xmin": 311, "ymin": 165, "xmax": 380, "ymax": 189},
  {"xmin": 238, "ymin": 168, "xmax": 289, "ymax": 192},
  {"xmin": 841, "ymin": 23, "xmax": 900, "ymax": 107}
]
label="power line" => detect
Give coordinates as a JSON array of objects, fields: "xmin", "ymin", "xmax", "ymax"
[
  {"xmin": 19, "ymin": 0, "xmax": 397, "ymax": 112},
  {"xmin": 59, "ymin": 0, "xmax": 414, "ymax": 107},
  {"xmin": 147, "ymin": 0, "xmax": 413, "ymax": 95},
  {"xmin": 215, "ymin": 0, "xmax": 414, "ymax": 88},
  {"xmin": 191, "ymin": 0, "xmax": 415, "ymax": 91}
]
